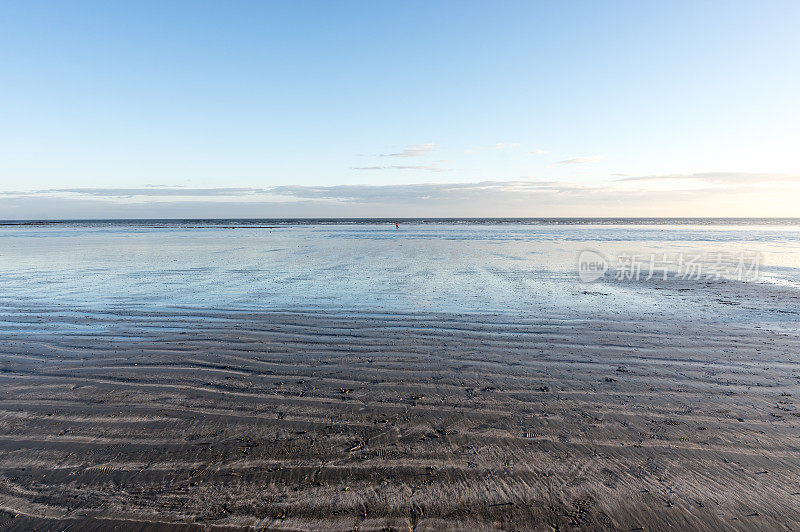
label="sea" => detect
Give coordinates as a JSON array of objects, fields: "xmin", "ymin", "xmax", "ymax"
[{"xmin": 1, "ymin": 219, "xmax": 799, "ymax": 324}]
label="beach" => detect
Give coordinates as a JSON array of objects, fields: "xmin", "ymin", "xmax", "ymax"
[
  {"xmin": 1, "ymin": 221, "xmax": 800, "ymax": 530},
  {"xmin": 5, "ymin": 0, "xmax": 799, "ymax": 527}
]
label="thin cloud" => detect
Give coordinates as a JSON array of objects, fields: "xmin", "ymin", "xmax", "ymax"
[
  {"xmin": 557, "ymin": 156, "xmax": 603, "ymax": 165},
  {"xmin": 270, "ymin": 180, "xmax": 579, "ymax": 203},
  {"xmin": 2, "ymin": 178, "xmax": 797, "ymax": 218},
  {"xmin": 46, "ymin": 187, "xmax": 269, "ymax": 197},
  {"xmin": 0, "ymin": 181, "xmax": 619, "ymax": 205},
  {"xmin": 353, "ymin": 165, "xmax": 449, "ymax": 172},
  {"xmin": 528, "ymin": 149, "xmax": 548, "ymax": 155},
  {"xmin": 467, "ymin": 142, "xmax": 522, "ymax": 152},
  {"xmin": 380, "ymin": 143, "xmax": 436, "ymax": 157},
  {"xmin": 617, "ymin": 172, "xmax": 800, "ymax": 184},
  {"xmin": 8, "ymin": 173, "xmax": 797, "ymax": 204}
]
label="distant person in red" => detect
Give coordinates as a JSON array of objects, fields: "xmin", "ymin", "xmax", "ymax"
[{"xmin": 395, "ymin": 222, "xmax": 399, "ymax": 229}]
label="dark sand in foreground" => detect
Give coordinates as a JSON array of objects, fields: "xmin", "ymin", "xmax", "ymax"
[{"xmin": 1, "ymin": 308, "xmax": 800, "ymax": 530}]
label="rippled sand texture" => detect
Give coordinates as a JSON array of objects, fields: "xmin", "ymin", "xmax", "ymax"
[{"xmin": 1, "ymin": 308, "xmax": 799, "ymax": 530}]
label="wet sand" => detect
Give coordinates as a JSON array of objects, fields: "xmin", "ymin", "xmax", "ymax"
[{"xmin": 1, "ymin": 307, "xmax": 799, "ymax": 530}]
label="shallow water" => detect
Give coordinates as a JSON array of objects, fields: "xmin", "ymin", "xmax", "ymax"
[
  {"xmin": 2, "ymin": 220, "xmax": 800, "ymax": 530},
  {"xmin": 1, "ymin": 221, "xmax": 799, "ymax": 323}
]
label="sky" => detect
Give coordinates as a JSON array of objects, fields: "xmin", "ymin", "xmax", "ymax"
[{"xmin": 1, "ymin": 0, "xmax": 799, "ymax": 218}]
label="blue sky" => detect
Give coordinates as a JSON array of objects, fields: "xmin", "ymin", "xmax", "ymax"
[{"xmin": 1, "ymin": 0, "xmax": 799, "ymax": 217}]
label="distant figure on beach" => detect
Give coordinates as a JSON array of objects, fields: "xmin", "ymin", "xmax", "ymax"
[{"xmin": 395, "ymin": 222, "xmax": 399, "ymax": 229}]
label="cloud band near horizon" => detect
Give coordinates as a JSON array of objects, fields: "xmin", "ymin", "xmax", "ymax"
[{"xmin": 0, "ymin": 172, "xmax": 798, "ymax": 218}]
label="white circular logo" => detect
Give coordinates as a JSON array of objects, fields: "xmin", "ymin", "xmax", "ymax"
[{"xmin": 577, "ymin": 250, "xmax": 608, "ymax": 282}]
